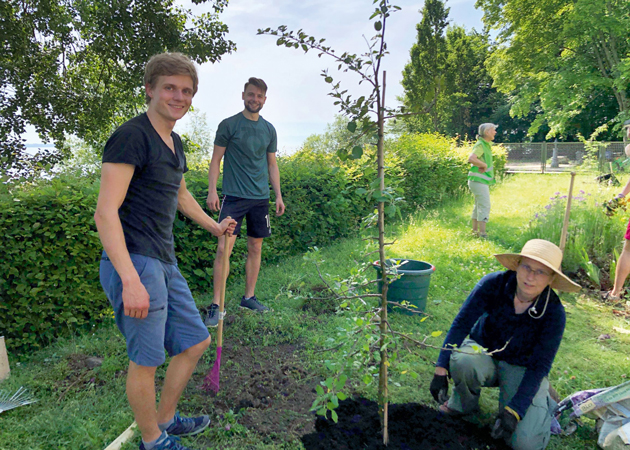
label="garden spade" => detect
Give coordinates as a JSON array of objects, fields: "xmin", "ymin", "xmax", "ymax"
[{"xmin": 202, "ymin": 237, "xmax": 230, "ymax": 393}]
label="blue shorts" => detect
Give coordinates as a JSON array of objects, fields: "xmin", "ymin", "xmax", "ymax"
[{"xmin": 99, "ymin": 252, "xmax": 210, "ymax": 367}]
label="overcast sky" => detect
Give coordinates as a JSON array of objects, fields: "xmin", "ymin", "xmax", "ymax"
[{"xmin": 24, "ymin": 0, "xmax": 485, "ymax": 154}]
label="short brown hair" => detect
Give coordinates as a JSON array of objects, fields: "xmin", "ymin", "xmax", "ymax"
[
  {"xmin": 144, "ymin": 53, "xmax": 198, "ymax": 104},
  {"xmin": 243, "ymin": 77, "xmax": 268, "ymax": 95}
]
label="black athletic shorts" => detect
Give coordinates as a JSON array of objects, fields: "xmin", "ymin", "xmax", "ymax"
[{"xmin": 218, "ymin": 195, "xmax": 271, "ymax": 238}]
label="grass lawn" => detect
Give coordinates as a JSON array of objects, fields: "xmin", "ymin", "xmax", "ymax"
[{"xmin": 1, "ymin": 173, "xmax": 629, "ymax": 450}]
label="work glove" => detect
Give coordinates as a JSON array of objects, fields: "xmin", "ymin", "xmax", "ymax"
[
  {"xmin": 491, "ymin": 407, "xmax": 520, "ymax": 441},
  {"xmin": 429, "ymin": 373, "xmax": 449, "ymax": 404}
]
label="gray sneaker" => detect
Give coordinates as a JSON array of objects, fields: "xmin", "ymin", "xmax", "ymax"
[
  {"xmin": 203, "ymin": 303, "xmax": 220, "ymax": 328},
  {"xmin": 240, "ymin": 295, "xmax": 269, "ymax": 312}
]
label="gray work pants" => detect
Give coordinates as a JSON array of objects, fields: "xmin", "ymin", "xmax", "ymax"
[{"xmin": 447, "ymin": 339, "xmax": 555, "ymax": 450}]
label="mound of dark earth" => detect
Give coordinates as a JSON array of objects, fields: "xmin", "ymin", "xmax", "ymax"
[{"xmin": 302, "ymin": 397, "xmax": 511, "ymax": 450}]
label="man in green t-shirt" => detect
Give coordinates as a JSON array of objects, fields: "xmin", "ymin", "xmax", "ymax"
[{"xmin": 204, "ymin": 77, "xmax": 285, "ymax": 327}]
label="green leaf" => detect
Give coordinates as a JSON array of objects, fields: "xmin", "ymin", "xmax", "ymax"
[
  {"xmin": 335, "ymin": 374, "xmax": 348, "ymax": 390},
  {"xmin": 325, "ymin": 76, "xmax": 333, "ymax": 83},
  {"xmin": 331, "ymin": 410, "xmax": 338, "ymax": 423},
  {"xmin": 363, "ymin": 374, "xmax": 372, "ymax": 385},
  {"xmin": 351, "ymin": 146, "xmax": 363, "ymax": 159},
  {"xmin": 374, "ymin": 21, "xmax": 382, "ymax": 31},
  {"xmin": 431, "ymin": 331, "xmax": 443, "ymax": 338},
  {"xmin": 347, "ymin": 122, "xmax": 357, "ymax": 132},
  {"xmin": 385, "ymin": 205, "xmax": 396, "ymax": 217},
  {"xmin": 337, "ymin": 391, "xmax": 348, "ymax": 400},
  {"xmin": 316, "ymin": 385, "xmax": 324, "ymax": 396}
]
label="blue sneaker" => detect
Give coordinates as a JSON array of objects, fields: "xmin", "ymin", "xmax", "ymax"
[
  {"xmin": 159, "ymin": 412, "xmax": 210, "ymax": 437},
  {"xmin": 139, "ymin": 434, "xmax": 194, "ymax": 450},
  {"xmin": 239, "ymin": 295, "xmax": 269, "ymax": 312}
]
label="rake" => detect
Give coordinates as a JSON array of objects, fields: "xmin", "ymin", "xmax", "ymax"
[
  {"xmin": 0, "ymin": 387, "xmax": 37, "ymax": 414},
  {"xmin": 202, "ymin": 234, "xmax": 230, "ymax": 393}
]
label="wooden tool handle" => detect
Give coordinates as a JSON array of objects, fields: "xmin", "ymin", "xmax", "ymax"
[{"xmin": 216, "ymin": 235, "xmax": 230, "ymax": 347}]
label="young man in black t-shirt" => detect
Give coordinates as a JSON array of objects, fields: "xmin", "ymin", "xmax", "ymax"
[{"xmin": 95, "ymin": 53, "xmax": 236, "ymax": 450}]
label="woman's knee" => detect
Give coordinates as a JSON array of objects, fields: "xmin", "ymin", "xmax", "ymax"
[{"xmin": 450, "ymin": 353, "xmax": 482, "ymax": 380}]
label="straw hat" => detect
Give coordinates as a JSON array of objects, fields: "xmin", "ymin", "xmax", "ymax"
[{"xmin": 494, "ymin": 239, "xmax": 581, "ymax": 292}]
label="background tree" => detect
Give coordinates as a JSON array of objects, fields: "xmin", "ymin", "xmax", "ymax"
[
  {"xmin": 301, "ymin": 115, "xmax": 372, "ymax": 154},
  {"xmin": 400, "ymin": 3, "xmax": 527, "ymax": 141},
  {"xmin": 0, "ymin": 0, "xmax": 235, "ymax": 179},
  {"xmin": 181, "ymin": 109, "xmax": 215, "ymax": 166},
  {"xmin": 401, "ymin": 0, "xmax": 449, "ymax": 132},
  {"xmin": 478, "ymin": 0, "xmax": 630, "ymax": 140}
]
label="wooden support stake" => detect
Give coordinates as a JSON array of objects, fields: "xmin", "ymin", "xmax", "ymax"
[
  {"xmin": 104, "ymin": 422, "xmax": 137, "ymax": 450},
  {"xmin": 0, "ymin": 336, "xmax": 10, "ymax": 381},
  {"xmin": 559, "ymin": 172, "xmax": 576, "ymax": 253}
]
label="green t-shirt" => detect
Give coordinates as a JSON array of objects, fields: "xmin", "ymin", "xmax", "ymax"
[{"xmin": 215, "ymin": 112, "xmax": 277, "ymax": 199}]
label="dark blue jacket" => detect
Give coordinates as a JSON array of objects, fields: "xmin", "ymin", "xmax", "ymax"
[{"xmin": 436, "ymin": 271, "xmax": 565, "ymax": 417}]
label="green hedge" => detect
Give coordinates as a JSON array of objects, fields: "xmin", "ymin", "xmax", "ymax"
[
  {"xmin": 387, "ymin": 133, "xmax": 507, "ymax": 213},
  {"xmin": 0, "ymin": 177, "xmax": 104, "ymax": 352},
  {"xmin": 0, "ymin": 133, "xmax": 503, "ymax": 352}
]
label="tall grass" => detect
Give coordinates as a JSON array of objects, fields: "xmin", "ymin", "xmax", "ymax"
[{"xmin": 488, "ymin": 173, "xmax": 628, "ymax": 282}]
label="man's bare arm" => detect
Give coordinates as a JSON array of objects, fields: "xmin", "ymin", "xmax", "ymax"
[
  {"xmin": 178, "ymin": 176, "xmax": 236, "ymax": 236},
  {"xmin": 267, "ymin": 152, "xmax": 285, "ymax": 216},
  {"xmin": 206, "ymin": 145, "xmax": 227, "ymax": 211},
  {"xmin": 94, "ymin": 163, "xmax": 150, "ymax": 319}
]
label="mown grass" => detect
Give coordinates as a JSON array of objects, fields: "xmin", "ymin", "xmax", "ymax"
[{"xmin": 2, "ymin": 173, "xmax": 629, "ymax": 450}]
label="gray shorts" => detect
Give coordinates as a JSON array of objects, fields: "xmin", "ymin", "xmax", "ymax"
[
  {"xmin": 468, "ymin": 179, "xmax": 491, "ymax": 223},
  {"xmin": 99, "ymin": 252, "xmax": 210, "ymax": 367}
]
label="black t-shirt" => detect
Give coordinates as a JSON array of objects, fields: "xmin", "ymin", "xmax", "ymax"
[{"xmin": 102, "ymin": 113, "xmax": 188, "ymax": 264}]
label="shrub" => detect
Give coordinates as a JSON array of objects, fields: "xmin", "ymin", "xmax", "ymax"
[
  {"xmin": 521, "ymin": 190, "xmax": 625, "ymax": 278},
  {"xmin": 0, "ymin": 176, "xmax": 105, "ymax": 353},
  {"xmin": 0, "ymin": 132, "xmax": 491, "ymax": 351},
  {"xmin": 386, "ymin": 133, "xmax": 507, "ymax": 213}
]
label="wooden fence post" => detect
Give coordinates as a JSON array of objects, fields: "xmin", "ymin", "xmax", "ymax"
[{"xmin": 0, "ymin": 336, "xmax": 10, "ymax": 381}]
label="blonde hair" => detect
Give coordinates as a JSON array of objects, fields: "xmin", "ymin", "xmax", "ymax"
[{"xmin": 144, "ymin": 53, "xmax": 198, "ymax": 104}]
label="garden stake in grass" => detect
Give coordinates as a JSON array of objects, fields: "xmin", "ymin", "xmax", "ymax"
[
  {"xmin": 203, "ymin": 239, "xmax": 230, "ymax": 393},
  {"xmin": 559, "ymin": 172, "xmax": 576, "ymax": 252}
]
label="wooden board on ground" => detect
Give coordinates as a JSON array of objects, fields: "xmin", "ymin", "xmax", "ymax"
[{"xmin": 104, "ymin": 422, "xmax": 137, "ymax": 450}]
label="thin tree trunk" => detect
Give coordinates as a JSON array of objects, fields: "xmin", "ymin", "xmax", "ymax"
[{"xmin": 377, "ymin": 70, "xmax": 389, "ymax": 447}]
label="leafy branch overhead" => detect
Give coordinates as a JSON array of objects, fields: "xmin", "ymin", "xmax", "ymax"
[
  {"xmin": 258, "ymin": 1, "xmax": 406, "ymax": 162},
  {"xmin": 0, "ymin": 0, "xmax": 236, "ymax": 179}
]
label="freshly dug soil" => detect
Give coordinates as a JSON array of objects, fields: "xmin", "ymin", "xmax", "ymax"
[
  {"xmin": 302, "ymin": 397, "xmax": 511, "ymax": 450},
  {"xmin": 185, "ymin": 314, "xmax": 512, "ymax": 448},
  {"xmin": 188, "ymin": 339, "xmax": 320, "ymax": 441}
]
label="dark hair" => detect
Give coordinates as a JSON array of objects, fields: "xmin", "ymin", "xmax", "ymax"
[
  {"xmin": 144, "ymin": 53, "xmax": 198, "ymax": 104},
  {"xmin": 243, "ymin": 77, "xmax": 268, "ymax": 95}
]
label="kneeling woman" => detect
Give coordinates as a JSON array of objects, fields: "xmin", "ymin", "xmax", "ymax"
[{"xmin": 430, "ymin": 239, "xmax": 581, "ymax": 450}]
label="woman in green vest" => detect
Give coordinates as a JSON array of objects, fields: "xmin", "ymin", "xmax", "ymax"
[{"xmin": 468, "ymin": 123, "xmax": 497, "ymax": 238}]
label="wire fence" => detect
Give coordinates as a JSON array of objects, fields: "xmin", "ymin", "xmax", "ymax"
[{"xmin": 504, "ymin": 141, "xmax": 627, "ymax": 173}]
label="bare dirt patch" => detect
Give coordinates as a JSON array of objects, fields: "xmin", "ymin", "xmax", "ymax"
[{"xmin": 188, "ymin": 341, "xmax": 320, "ymax": 442}]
